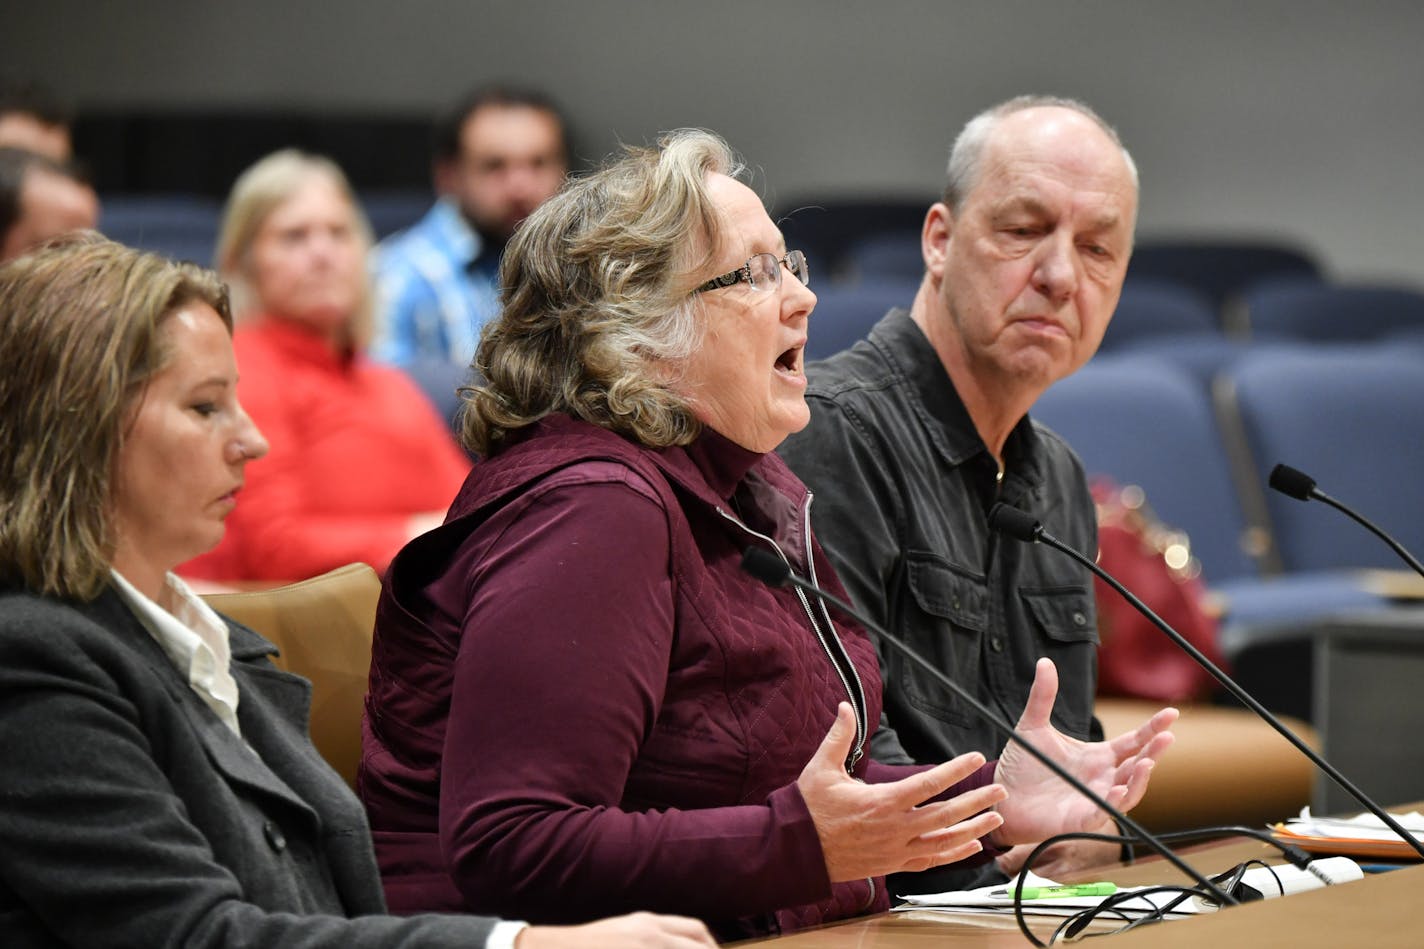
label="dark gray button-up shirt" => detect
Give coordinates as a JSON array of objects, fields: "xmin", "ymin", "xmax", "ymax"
[{"xmin": 780, "ymin": 308, "xmax": 1102, "ymax": 771}]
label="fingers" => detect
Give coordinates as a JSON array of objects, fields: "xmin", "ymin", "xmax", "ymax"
[
  {"xmin": 803, "ymin": 702, "xmax": 857, "ymax": 777},
  {"xmin": 651, "ymin": 913, "xmax": 718, "ymax": 947},
  {"xmin": 1107, "ymin": 705, "xmax": 1179, "ymax": 759},
  {"xmin": 884, "ymin": 750, "xmax": 990, "ymax": 809},
  {"xmin": 1109, "ymin": 757, "xmax": 1158, "ymax": 813},
  {"xmin": 1015, "ymin": 657, "xmax": 1059, "ymax": 731},
  {"xmin": 902, "ymin": 783, "xmax": 1007, "ymax": 839}
]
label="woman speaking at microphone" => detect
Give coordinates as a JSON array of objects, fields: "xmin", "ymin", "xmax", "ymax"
[{"xmin": 359, "ymin": 130, "xmax": 1177, "ymax": 942}]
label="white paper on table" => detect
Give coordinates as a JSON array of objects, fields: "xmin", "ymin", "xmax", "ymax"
[
  {"xmin": 1281, "ymin": 808, "xmax": 1424, "ymax": 843},
  {"xmin": 893, "ymin": 858, "xmax": 1362, "ymax": 920}
]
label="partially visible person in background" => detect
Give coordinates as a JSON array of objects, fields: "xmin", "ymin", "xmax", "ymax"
[
  {"xmin": 371, "ymin": 86, "xmax": 569, "ymax": 370},
  {"xmin": 181, "ymin": 150, "xmax": 470, "ymax": 584},
  {"xmin": 0, "ymin": 78, "xmax": 73, "ymax": 163},
  {"xmin": 0, "ymin": 233, "xmax": 717, "ymax": 949},
  {"xmin": 0, "ymin": 147, "xmax": 98, "ymax": 262}
]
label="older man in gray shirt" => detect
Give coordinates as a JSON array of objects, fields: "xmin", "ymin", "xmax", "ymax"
[{"xmin": 780, "ymin": 94, "xmax": 1140, "ymax": 889}]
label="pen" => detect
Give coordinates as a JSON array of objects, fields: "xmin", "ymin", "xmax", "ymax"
[{"xmin": 994, "ymin": 882, "xmax": 1118, "ymax": 900}]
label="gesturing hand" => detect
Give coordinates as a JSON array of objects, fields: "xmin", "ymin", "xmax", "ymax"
[
  {"xmin": 799, "ymin": 703, "xmax": 1008, "ymax": 883},
  {"xmin": 992, "ymin": 658, "xmax": 1177, "ymax": 847}
]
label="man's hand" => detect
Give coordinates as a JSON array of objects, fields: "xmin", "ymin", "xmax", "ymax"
[{"xmin": 992, "ymin": 659, "xmax": 1176, "ymax": 846}]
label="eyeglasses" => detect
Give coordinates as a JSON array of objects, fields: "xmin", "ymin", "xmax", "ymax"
[{"xmin": 694, "ymin": 250, "xmax": 810, "ymax": 295}]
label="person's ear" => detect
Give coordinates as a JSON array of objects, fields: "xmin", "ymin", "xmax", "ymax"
[{"xmin": 922, "ymin": 202, "xmax": 954, "ymax": 280}]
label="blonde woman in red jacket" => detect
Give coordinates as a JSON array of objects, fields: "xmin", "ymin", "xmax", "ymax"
[{"xmin": 182, "ymin": 150, "xmax": 470, "ymax": 584}]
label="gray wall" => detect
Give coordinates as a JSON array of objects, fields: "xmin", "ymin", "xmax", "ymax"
[{"xmin": 6, "ymin": 0, "xmax": 1422, "ymax": 282}]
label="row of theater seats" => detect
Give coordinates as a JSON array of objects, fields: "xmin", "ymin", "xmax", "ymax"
[
  {"xmin": 803, "ymin": 272, "xmax": 1424, "ymax": 359},
  {"xmin": 1034, "ymin": 342, "xmax": 1424, "ymax": 720},
  {"xmin": 96, "ymin": 189, "xmax": 432, "ymax": 266}
]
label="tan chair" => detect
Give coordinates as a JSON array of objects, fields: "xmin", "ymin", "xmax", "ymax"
[
  {"xmin": 203, "ymin": 563, "xmax": 381, "ymax": 788},
  {"xmin": 1097, "ymin": 697, "xmax": 1320, "ymax": 834}
]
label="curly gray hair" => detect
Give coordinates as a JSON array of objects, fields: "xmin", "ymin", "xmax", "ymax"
[{"xmin": 462, "ymin": 128, "xmax": 743, "ymax": 455}]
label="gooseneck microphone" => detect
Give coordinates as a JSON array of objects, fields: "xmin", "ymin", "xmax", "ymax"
[
  {"xmin": 740, "ymin": 545, "xmax": 1239, "ymax": 905},
  {"xmin": 1268, "ymin": 463, "xmax": 1424, "ymax": 579},
  {"xmin": 988, "ymin": 501, "xmax": 1424, "ymax": 861}
]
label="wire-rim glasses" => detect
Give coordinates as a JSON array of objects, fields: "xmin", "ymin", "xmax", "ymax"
[{"xmin": 694, "ymin": 250, "xmax": 810, "ymax": 294}]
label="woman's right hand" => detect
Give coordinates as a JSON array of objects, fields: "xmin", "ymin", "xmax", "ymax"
[
  {"xmin": 517, "ymin": 912, "xmax": 717, "ymax": 947},
  {"xmin": 798, "ymin": 703, "xmax": 1008, "ymax": 883}
]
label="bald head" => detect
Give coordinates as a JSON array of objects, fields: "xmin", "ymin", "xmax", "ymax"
[{"xmin": 944, "ymin": 96, "xmax": 1138, "ymax": 231}]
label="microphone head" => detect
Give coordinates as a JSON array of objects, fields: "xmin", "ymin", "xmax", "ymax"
[
  {"xmin": 988, "ymin": 502, "xmax": 1042, "ymax": 542},
  {"xmin": 741, "ymin": 546, "xmax": 791, "ymax": 587},
  {"xmin": 1269, "ymin": 463, "xmax": 1317, "ymax": 502}
]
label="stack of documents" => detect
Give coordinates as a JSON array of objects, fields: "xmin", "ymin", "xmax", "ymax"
[{"xmin": 1272, "ymin": 808, "xmax": 1424, "ymax": 860}]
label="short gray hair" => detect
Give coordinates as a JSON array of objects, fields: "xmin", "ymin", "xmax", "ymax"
[
  {"xmin": 943, "ymin": 95, "xmax": 1139, "ymax": 212},
  {"xmin": 462, "ymin": 128, "xmax": 742, "ymax": 456}
]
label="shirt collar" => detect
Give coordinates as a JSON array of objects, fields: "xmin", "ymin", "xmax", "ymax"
[
  {"xmin": 110, "ymin": 569, "xmax": 242, "ymax": 737},
  {"xmin": 681, "ymin": 425, "xmax": 765, "ymax": 501},
  {"xmin": 868, "ymin": 308, "xmax": 1046, "ymax": 485},
  {"xmin": 247, "ymin": 317, "xmax": 355, "ymax": 371},
  {"xmin": 430, "ymin": 197, "xmax": 484, "ymax": 269}
]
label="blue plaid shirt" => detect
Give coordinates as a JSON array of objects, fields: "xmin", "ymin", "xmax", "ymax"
[{"xmin": 371, "ymin": 198, "xmax": 502, "ymax": 369}]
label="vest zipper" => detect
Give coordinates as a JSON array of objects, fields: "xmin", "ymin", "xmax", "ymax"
[{"xmin": 716, "ymin": 503, "xmax": 868, "ymax": 771}]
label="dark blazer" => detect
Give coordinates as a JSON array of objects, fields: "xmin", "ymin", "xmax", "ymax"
[{"xmin": 0, "ymin": 585, "xmax": 494, "ymax": 948}]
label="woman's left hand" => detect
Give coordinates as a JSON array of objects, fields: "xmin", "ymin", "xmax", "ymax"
[{"xmin": 990, "ymin": 658, "xmax": 1177, "ymax": 847}]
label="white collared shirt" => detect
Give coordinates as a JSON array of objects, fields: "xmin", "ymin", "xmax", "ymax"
[
  {"xmin": 108, "ymin": 570, "xmax": 529, "ymax": 947},
  {"xmin": 110, "ymin": 569, "xmax": 242, "ymax": 737}
]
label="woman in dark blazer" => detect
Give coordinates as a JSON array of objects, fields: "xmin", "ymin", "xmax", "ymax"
[{"xmin": 0, "ymin": 234, "xmax": 714, "ymax": 949}]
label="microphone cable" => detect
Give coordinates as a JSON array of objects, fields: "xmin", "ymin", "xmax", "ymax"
[{"xmin": 988, "ymin": 501, "xmax": 1424, "ymax": 862}]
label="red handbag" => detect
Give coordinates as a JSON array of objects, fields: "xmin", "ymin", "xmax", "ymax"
[{"xmin": 1091, "ymin": 479, "xmax": 1227, "ymax": 704}]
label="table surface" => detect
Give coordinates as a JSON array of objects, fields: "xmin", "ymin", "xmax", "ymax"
[{"xmin": 730, "ymin": 835, "xmax": 1422, "ymax": 947}]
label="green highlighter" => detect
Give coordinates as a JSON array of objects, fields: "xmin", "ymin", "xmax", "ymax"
[{"xmin": 997, "ymin": 882, "xmax": 1118, "ymax": 900}]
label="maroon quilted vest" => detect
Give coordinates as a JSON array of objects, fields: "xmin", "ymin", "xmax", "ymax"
[{"xmin": 363, "ymin": 416, "xmax": 888, "ymax": 939}]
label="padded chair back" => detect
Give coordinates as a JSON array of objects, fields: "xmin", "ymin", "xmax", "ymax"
[
  {"xmin": 805, "ymin": 280, "xmax": 918, "ymax": 360},
  {"xmin": 202, "ymin": 563, "xmax": 381, "ymax": 787},
  {"xmin": 1218, "ymin": 348, "xmax": 1424, "ymax": 573},
  {"xmin": 1099, "ymin": 277, "xmax": 1220, "ymax": 351},
  {"xmin": 1033, "ymin": 354, "xmax": 1258, "ymax": 583},
  {"xmin": 1127, "ymin": 240, "xmax": 1322, "ymax": 314},
  {"xmin": 1240, "ymin": 280, "xmax": 1424, "ymax": 343},
  {"xmin": 360, "ymin": 188, "xmax": 431, "ymax": 240},
  {"xmin": 99, "ymin": 193, "xmax": 223, "ymax": 266},
  {"xmin": 844, "ymin": 232, "xmax": 924, "ymax": 283},
  {"xmin": 775, "ymin": 197, "xmax": 926, "ymax": 281},
  {"xmin": 403, "ymin": 358, "xmax": 474, "ymax": 436}
]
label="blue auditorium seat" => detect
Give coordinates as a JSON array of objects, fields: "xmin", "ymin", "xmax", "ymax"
[
  {"xmin": 99, "ymin": 193, "xmax": 223, "ymax": 266},
  {"xmin": 804, "ymin": 280, "xmax": 918, "ymax": 360},
  {"xmin": 1240, "ymin": 279, "xmax": 1424, "ymax": 343}
]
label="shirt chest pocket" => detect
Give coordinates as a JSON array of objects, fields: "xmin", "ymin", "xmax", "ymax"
[
  {"xmin": 896, "ymin": 557, "xmax": 991, "ymax": 727},
  {"xmin": 1018, "ymin": 586, "xmax": 1100, "ymax": 647},
  {"xmin": 905, "ymin": 558, "xmax": 989, "ymax": 633}
]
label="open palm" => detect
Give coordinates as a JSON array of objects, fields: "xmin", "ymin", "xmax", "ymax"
[{"xmin": 992, "ymin": 658, "xmax": 1177, "ymax": 845}]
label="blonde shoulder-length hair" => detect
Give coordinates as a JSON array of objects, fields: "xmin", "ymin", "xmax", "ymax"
[
  {"xmin": 215, "ymin": 148, "xmax": 376, "ymax": 350},
  {"xmin": 462, "ymin": 128, "xmax": 741, "ymax": 456},
  {"xmin": 0, "ymin": 233, "xmax": 232, "ymax": 601}
]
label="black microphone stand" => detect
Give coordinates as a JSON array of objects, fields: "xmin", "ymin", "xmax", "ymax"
[
  {"xmin": 988, "ymin": 502, "xmax": 1424, "ymax": 861},
  {"xmin": 1269, "ymin": 463, "xmax": 1424, "ymax": 579},
  {"xmin": 740, "ymin": 547, "xmax": 1239, "ymax": 906}
]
